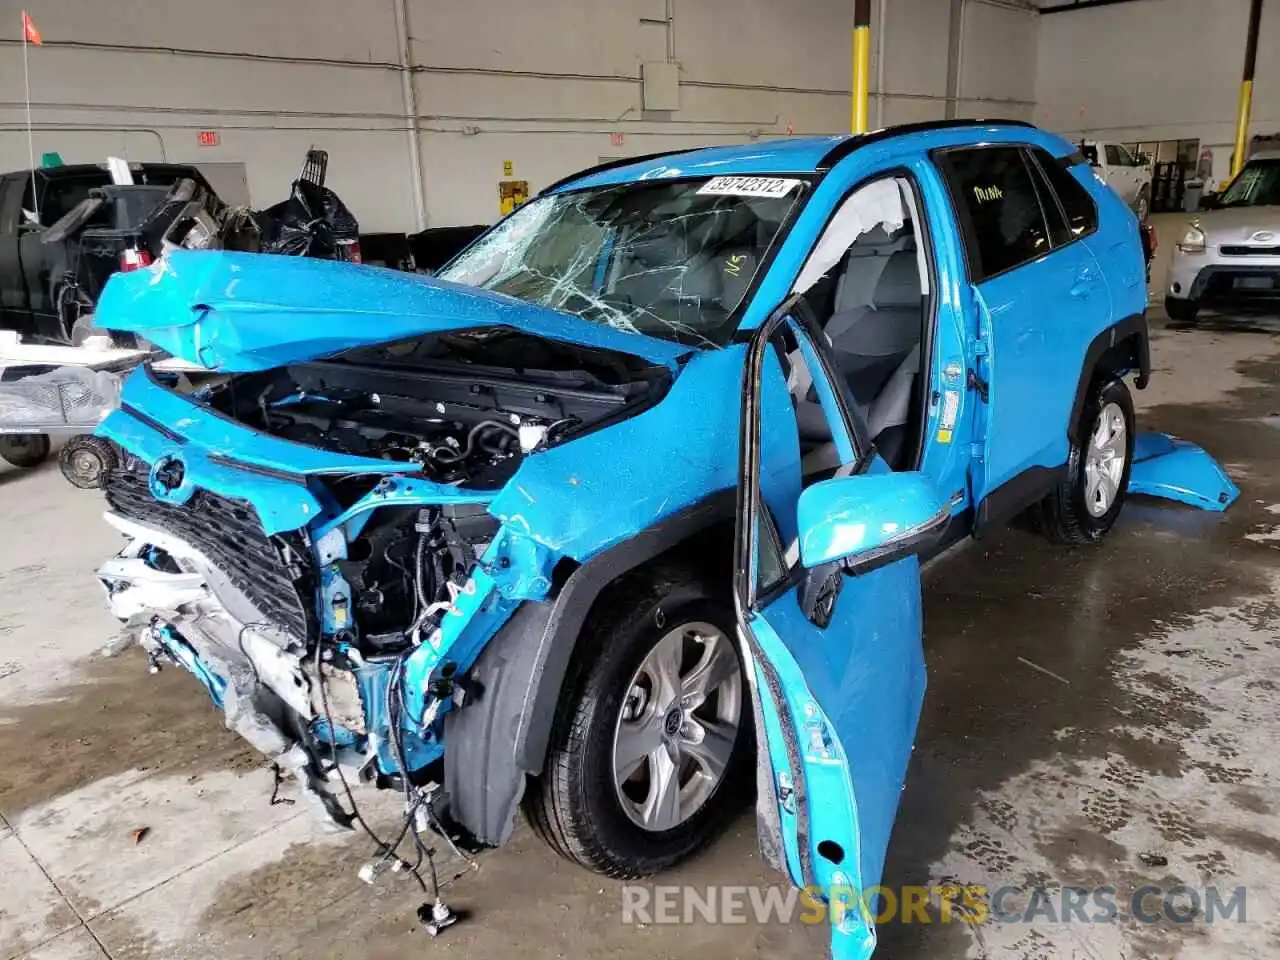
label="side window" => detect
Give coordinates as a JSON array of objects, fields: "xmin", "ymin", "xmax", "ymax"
[
  {"xmin": 26, "ymin": 174, "xmax": 110, "ymax": 227},
  {"xmin": 1028, "ymin": 148, "xmax": 1099, "ymax": 241},
  {"xmin": 937, "ymin": 147, "xmax": 1052, "ymax": 282},
  {"xmin": 1104, "ymin": 144, "xmax": 1122, "ymax": 167},
  {"xmin": 755, "ymin": 504, "xmax": 789, "ymax": 596}
]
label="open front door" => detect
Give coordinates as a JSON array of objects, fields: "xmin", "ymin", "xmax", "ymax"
[{"xmin": 734, "ymin": 307, "xmax": 944, "ymax": 959}]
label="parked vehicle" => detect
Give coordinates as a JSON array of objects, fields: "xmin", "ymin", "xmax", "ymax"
[
  {"xmin": 0, "ymin": 162, "xmax": 215, "ymax": 344},
  {"xmin": 88, "ymin": 120, "xmax": 1237, "ymax": 959},
  {"xmin": 1166, "ymin": 150, "xmax": 1280, "ymax": 324},
  {"xmin": 408, "ymin": 224, "xmax": 488, "ymax": 273},
  {"xmin": 1081, "ymin": 139, "xmax": 1154, "ymax": 219}
]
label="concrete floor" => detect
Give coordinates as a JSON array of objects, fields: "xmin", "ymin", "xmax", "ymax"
[{"xmin": 4, "ymin": 304, "xmax": 1280, "ymax": 960}]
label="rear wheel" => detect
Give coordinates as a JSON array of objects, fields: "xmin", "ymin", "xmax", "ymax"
[
  {"xmin": 1035, "ymin": 378, "xmax": 1135, "ymax": 545},
  {"xmin": 524, "ymin": 566, "xmax": 751, "ymax": 878},
  {"xmin": 0, "ymin": 434, "xmax": 52, "ymax": 468}
]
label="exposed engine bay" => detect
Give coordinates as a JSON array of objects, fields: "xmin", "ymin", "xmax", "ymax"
[
  {"xmin": 97, "ymin": 326, "xmax": 670, "ymax": 847},
  {"xmin": 199, "ymin": 328, "xmax": 667, "ymax": 487}
]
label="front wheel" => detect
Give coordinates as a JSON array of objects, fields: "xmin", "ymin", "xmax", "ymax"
[
  {"xmin": 1165, "ymin": 296, "xmax": 1200, "ymax": 325},
  {"xmin": 1035, "ymin": 378, "xmax": 1135, "ymax": 545},
  {"xmin": 524, "ymin": 566, "xmax": 752, "ymax": 878},
  {"xmin": 1135, "ymin": 186, "xmax": 1150, "ymax": 222}
]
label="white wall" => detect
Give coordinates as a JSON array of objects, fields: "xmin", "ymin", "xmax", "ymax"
[
  {"xmin": 0, "ymin": 0, "xmax": 1039, "ymax": 230},
  {"xmin": 1035, "ymin": 0, "xmax": 1275, "ymax": 184}
]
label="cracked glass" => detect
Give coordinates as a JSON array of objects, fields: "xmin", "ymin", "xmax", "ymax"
[{"xmin": 439, "ymin": 178, "xmax": 809, "ymax": 347}]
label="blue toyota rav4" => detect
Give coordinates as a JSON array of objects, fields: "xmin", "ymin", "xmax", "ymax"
[{"xmin": 91, "ymin": 120, "xmax": 1237, "ymax": 958}]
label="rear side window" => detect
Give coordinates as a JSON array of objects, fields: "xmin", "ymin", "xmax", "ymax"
[
  {"xmin": 1029, "ymin": 148, "xmax": 1099, "ymax": 242},
  {"xmin": 936, "ymin": 146, "xmax": 1051, "ymax": 282}
]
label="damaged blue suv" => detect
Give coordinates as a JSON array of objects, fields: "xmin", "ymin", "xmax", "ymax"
[{"xmin": 92, "ymin": 120, "xmax": 1237, "ymax": 959}]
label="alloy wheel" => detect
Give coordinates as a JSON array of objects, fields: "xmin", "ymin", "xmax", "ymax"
[
  {"xmin": 1084, "ymin": 401, "xmax": 1127, "ymax": 517},
  {"xmin": 611, "ymin": 621, "xmax": 742, "ymax": 832}
]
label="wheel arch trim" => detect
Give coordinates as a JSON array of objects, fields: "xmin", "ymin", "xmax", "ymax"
[{"xmin": 1067, "ymin": 312, "xmax": 1150, "ymax": 446}]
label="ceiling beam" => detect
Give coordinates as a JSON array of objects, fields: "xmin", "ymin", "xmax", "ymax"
[{"xmin": 1038, "ymin": 0, "xmax": 1156, "ymax": 14}]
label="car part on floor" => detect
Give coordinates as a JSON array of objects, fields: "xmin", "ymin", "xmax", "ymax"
[{"xmin": 1128, "ymin": 432, "xmax": 1241, "ymax": 511}]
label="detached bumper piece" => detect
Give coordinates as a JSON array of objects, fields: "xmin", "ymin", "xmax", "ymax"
[{"xmin": 1129, "ymin": 432, "xmax": 1240, "ymax": 512}]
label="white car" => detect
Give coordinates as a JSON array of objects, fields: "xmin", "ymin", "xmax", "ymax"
[
  {"xmin": 1165, "ymin": 150, "xmax": 1280, "ymax": 324},
  {"xmin": 1081, "ymin": 140, "xmax": 1154, "ymax": 220}
]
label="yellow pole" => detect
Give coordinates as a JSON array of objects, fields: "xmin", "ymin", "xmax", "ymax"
[
  {"xmin": 1232, "ymin": 0, "xmax": 1264, "ymax": 177},
  {"xmin": 853, "ymin": 0, "xmax": 872, "ymax": 134},
  {"xmin": 1233, "ymin": 80, "xmax": 1255, "ymax": 178}
]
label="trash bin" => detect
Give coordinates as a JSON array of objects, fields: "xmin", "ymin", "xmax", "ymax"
[{"xmin": 1184, "ymin": 179, "xmax": 1205, "ymax": 212}]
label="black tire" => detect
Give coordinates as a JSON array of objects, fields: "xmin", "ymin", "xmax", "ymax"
[
  {"xmin": 1035, "ymin": 378, "xmax": 1135, "ymax": 545},
  {"xmin": 0, "ymin": 433, "xmax": 52, "ymax": 468},
  {"xmin": 523, "ymin": 565, "xmax": 752, "ymax": 879},
  {"xmin": 1135, "ymin": 185, "xmax": 1150, "ymax": 222},
  {"xmin": 58, "ymin": 435, "xmax": 119, "ymax": 489},
  {"xmin": 1165, "ymin": 296, "xmax": 1200, "ymax": 325}
]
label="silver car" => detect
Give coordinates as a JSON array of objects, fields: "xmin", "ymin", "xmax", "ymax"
[{"xmin": 1166, "ymin": 150, "xmax": 1280, "ymax": 323}]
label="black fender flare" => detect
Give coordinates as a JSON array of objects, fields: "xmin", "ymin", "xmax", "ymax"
[
  {"xmin": 442, "ymin": 490, "xmax": 735, "ymax": 846},
  {"xmin": 1067, "ymin": 312, "xmax": 1150, "ymax": 445}
]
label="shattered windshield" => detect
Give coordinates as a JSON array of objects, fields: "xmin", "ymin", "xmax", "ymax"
[
  {"xmin": 1218, "ymin": 159, "xmax": 1280, "ymax": 208},
  {"xmin": 438, "ymin": 176, "xmax": 808, "ymax": 347}
]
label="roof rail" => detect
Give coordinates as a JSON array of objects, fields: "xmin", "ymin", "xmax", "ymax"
[
  {"xmin": 539, "ymin": 149, "xmax": 700, "ymax": 196},
  {"xmin": 816, "ymin": 118, "xmax": 1037, "ymax": 171}
]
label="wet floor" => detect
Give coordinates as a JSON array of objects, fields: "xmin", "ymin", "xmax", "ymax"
[{"xmin": 3, "ymin": 311, "xmax": 1280, "ymax": 960}]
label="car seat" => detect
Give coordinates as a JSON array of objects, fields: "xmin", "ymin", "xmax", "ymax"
[{"xmin": 794, "ymin": 247, "xmax": 924, "ymax": 473}]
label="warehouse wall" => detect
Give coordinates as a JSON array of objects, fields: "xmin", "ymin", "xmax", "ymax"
[
  {"xmin": 1035, "ymin": 0, "xmax": 1278, "ymax": 184},
  {"xmin": 0, "ymin": 0, "xmax": 1038, "ymax": 231}
]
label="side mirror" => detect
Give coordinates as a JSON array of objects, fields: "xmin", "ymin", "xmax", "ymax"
[{"xmin": 796, "ymin": 471, "xmax": 948, "ymax": 575}]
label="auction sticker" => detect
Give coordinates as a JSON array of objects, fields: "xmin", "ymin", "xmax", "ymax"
[{"xmin": 698, "ymin": 176, "xmax": 801, "ymax": 198}]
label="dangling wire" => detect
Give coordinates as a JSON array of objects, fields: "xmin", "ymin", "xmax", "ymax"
[{"xmin": 314, "ymin": 641, "xmax": 437, "ymax": 898}]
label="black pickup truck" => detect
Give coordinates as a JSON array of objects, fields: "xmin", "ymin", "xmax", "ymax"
[{"xmin": 0, "ymin": 162, "xmax": 214, "ymax": 344}]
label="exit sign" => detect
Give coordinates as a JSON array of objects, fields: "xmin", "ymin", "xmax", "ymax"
[{"xmin": 197, "ymin": 130, "xmax": 220, "ymax": 147}]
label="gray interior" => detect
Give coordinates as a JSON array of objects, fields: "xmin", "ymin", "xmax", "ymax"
[{"xmin": 795, "ymin": 218, "xmax": 927, "ymax": 473}]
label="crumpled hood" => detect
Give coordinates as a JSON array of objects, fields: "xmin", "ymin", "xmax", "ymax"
[
  {"xmin": 94, "ymin": 250, "xmax": 687, "ymax": 372},
  {"xmin": 1196, "ymin": 205, "xmax": 1280, "ymax": 243}
]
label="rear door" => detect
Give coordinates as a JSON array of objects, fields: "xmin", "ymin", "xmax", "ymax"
[
  {"xmin": 933, "ymin": 145, "xmax": 1109, "ymax": 527},
  {"xmin": 735, "ymin": 307, "xmax": 934, "ymax": 959}
]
